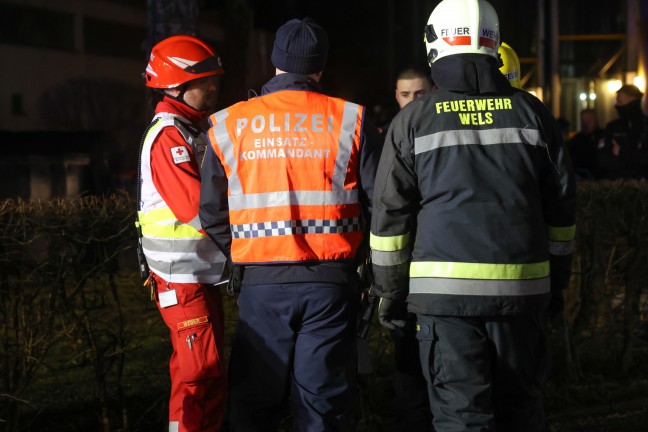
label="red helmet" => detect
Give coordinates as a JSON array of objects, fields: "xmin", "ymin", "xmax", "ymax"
[{"xmin": 145, "ymin": 35, "xmax": 224, "ymax": 88}]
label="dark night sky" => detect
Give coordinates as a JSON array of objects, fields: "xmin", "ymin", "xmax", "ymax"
[{"xmin": 201, "ymin": 0, "xmax": 626, "ymax": 122}]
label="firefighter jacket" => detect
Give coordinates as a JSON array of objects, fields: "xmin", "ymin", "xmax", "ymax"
[
  {"xmin": 138, "ymin": 97, "xmax": 226, "ymax": 284},
  {"xmin": 200, "ymin": 73, "xmax": 382, "ymax": 285},
  {"xmin": 370, "ymin": 54, "xmax": 576, "ymax": 317}
]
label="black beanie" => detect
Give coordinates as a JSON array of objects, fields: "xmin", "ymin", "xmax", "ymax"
[{"xmin": 271, "ymin": 17, "xmax": 329, "ymax": 75}]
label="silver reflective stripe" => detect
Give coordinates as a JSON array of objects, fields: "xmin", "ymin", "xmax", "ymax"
[
  {"xmin": 371, "ymin": 248, "xmax": 411, "ymax": 266},
  {"xmin": 142, "ymin": 237, "xmax": 220, "ymax": 253},
  {"xmin": 332, "ymin": 102, "xmax": 360, "ymax": 190},
  {"xmin": 409, "ymin": 277, "xmax": 550, "ymax": 296},
  {"xmin": 147, "ymin": 257, "xmax": 226, "ymax": 284},
  {"xmin": 228, "ymin": 189, "xmax": 358, "ymax": 210},
  {"xmin": 414, "ymin": 128, "xmax": 546, "ymax": 155},
  {"xmin": 213, "ymin": 109, "xmax": 243, "ymax": 195},
  {"xmin": 549, "ymin": 239, "xmax": 574, "ymax": 256},
  {"xmin": 169, "ymin": 421, "xmax": 179, "ymax": 432},
  {"xmin": 187, "ymin": 214, "xmax": 203, "ymax": 232}
]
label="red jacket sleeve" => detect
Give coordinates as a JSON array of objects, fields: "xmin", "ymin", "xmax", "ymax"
[{"xmin": 150, "ymin": 126, "xmax": 202, "ymax": 226}]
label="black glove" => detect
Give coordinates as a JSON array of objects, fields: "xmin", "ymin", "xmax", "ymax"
[{"xmin": 378, "ymin": 298, "xmax": 408, "ymax": 330}]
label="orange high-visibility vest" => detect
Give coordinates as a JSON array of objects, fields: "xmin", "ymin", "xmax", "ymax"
[{"xmin": 207, "ymin": 89, "xmax": 365, "ymax": 264}]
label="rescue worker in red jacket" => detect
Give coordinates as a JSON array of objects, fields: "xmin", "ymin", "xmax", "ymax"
[
  {"xmin": 369, "ymin": 0, "xmax": 576, "ymax": 431},
  {"xmin": 199, "ymin": 17, "xmax": 382, "ymax": 432},
  {"xmin": 137, "ymin": 35, "xmax": 228, "ymax": 432}
]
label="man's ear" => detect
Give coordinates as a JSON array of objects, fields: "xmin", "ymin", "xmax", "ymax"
[{"xmin": 164, "ymin": 87, "xmax": 181, "ymax": 98}]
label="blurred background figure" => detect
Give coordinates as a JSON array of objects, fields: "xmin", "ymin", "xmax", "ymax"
[
  {"xmin": 597, "ymin": 84, "xmax": 648, "ymax": 179},
  {"xmin": 566, "ymin": 108, "xmax": 604, "ymax": 180},
  {"xmin": 498, "ymin": 41, "xmax": 521, "ymax": 88}
]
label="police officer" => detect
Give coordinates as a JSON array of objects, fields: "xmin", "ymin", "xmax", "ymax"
[
  {"xmin": 368, "ymin": 0, "xmax": 576, "ymax": 431},
  {"xmin": 199, "ymin": 17, "xmax": 381, "ymax": 431},
  {"xmin": 138, "ymin": 35, "xmax": 228, "ymax": 431}
]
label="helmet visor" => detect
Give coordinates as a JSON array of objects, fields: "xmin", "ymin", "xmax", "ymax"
[{"xmin": 185, "ymin": 56, "xmax": 224, "ymax": 75}]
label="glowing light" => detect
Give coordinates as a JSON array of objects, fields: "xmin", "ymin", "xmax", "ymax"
[
  {"xmin": 633, "ymin": 76, "xmax": 645, "ymax": 92},
  {"xmin": 589, "ymin": 93, "xmax": 596, "ymax": 101},
  {"xmin": 579, "ymin": 93, "xmax": 587, "ymax": 101},
  {"xmin": 607, "ymin": 79, "xmax": 622, "ymax": 93}
]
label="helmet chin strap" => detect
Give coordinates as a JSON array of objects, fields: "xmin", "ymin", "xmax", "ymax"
[{"xmin": 162, "ymin": 84, "xmax": 189, "ymax": 107}]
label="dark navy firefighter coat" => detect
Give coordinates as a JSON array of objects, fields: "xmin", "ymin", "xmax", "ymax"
[{"xmin": 369, "ymin": 54, "xmax": 576, "ymax": 317}]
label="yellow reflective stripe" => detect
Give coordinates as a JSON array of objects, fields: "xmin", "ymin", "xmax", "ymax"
[
  {"xmin": 410, "ymin": 261, "xmax": 549, "ymax": 280},
  {"xmin": 369, "ymin": 232, "xmax": 411, "ymax": 252},
  {"xmin": 139, "ymin": 207, "xmax": 176, "ymax": 224},
  {"xmin": 141, "ymin": 223, "xmax": 204, "ymax": 239},
  {"xmin": 547, "ymin": 225, "xmax": 576, "ymax": 241}
]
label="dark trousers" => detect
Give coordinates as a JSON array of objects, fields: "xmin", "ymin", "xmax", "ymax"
[
  {"xmin": 228, "ymin": 281, "xmax": 358, "ymax": 432},
  {"xmin": 390, "ymin": 315, "xmax": 434, "ymax": 432},
  {"xmin": 416, "ymin": 314, "xmax": 548, "ymax": 432}
]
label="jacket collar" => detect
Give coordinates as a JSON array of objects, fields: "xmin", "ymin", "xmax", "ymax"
[
  {"xmin": 260, "ymin": 73, "xmax": 322, "ymax": 96},
  {"xmin": 431, "ymin": 54, "xmax": 511, "ymax": 95},
  {"xmin": 155, "ymin": 96, "xmax": 206, "ymax": 125},
  {"xmin": 615, "ymin": 98, "xmax": 644, "ymax": 121}
]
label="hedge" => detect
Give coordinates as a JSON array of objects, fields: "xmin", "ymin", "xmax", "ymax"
[{"xmin": 1, "ymin": 180, "xmax": 647, "ymax": 431}]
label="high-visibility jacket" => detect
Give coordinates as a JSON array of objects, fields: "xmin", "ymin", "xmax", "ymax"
[
  {"xmin": 138, "ymin": 112, "xmax": 226, "ymax": 283},
  {"xmin": 206, "ymin": 89, "xmax": 365, "ymax": 265},
  {"xmin": 370, "ymin": 54, "xmax": 576, "ymax": 317}
]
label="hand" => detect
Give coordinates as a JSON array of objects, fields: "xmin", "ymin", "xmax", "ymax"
[{"xmin": 378, "ymin": 298, "xmax": 408, "ymax": 330}]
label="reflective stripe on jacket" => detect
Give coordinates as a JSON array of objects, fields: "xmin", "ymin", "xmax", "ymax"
[
  {"xmin": 139, "ymin": 113, "xmax": 226, "ymax": 283},
  {"xmin": 207, "ymin": 90, "xmax": 365, "ymax": 264}
]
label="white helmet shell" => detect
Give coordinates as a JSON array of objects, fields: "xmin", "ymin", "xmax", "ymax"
[{"xmin": 424, "ymin": 0, "xmax": 500, "ymax": 64}]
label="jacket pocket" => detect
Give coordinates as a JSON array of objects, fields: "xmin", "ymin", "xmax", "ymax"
[{"xmin": 177, "ymin": 322, "xmax": 221, "ymax": 383}]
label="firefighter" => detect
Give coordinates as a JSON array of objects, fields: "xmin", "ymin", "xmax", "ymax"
[
  {"xmin": 498, "ymin": 41, "xmax": 522, "ymax": 88},
  {"xmin": 137, "ymin": 35, "xmax": 228, "ymax": 432},
  {"xmin": 369, "ymin": 0, "xmax": 576, "ymax": 431},
  {"xmin": 199, "ymin": 17, "xmax": 382, "ymax": 431}
]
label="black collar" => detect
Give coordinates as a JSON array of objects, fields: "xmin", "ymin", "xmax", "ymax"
[
  {"xmin": 260, "ymin": 73, "xmax": 322, "ymax": 96},
  {"xmin": 431, "ymin": 54, "xmax": 511, "ymax": 95}
]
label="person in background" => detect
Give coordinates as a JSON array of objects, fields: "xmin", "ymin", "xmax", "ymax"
[
  {"xmin": 369, "ymin": 0, "xmax": 576, "ymax": 431},
  {"xmin": 566, "ymin": 108, "xmax": 604, "ymax": 180},
  {"xmin": 380, "ymin": 67, "xmax": 436, "ymax": 135},
  {"xmin": 597, "ymin": 84, "xmax": 648, "ymax": 179},
  {"xmin": 137, "ymin": 35, "xmax": 228, "ymax": 431},
  {"xmin": 199, "ymin": 17, "xmax": 382, "ymax": 431},
  {"xmin": 378, "ymin": 65, "xmax": 435, "ymax": 432},
  {"xmin": 498, "ymin": 41, "xmax": 521, "ymax": 89}
]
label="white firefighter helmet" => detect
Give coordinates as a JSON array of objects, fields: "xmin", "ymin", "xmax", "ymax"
[
  {"xmin": 498, "ymin": 42, "xmax": 521, "ymax": 88},
  {"xmin": 424, "ymin": 0, "xmax": 500, "ymax": 64}
]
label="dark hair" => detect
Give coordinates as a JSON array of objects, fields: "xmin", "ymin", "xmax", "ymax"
[{"xmin": 396, "ymin": 66, "xmax": 435, "ymax": 87}]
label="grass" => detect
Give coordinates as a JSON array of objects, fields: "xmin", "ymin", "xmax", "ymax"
[{"xmin": 7, "ymin": 272, "xmax": 648, "ymax": 432}]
